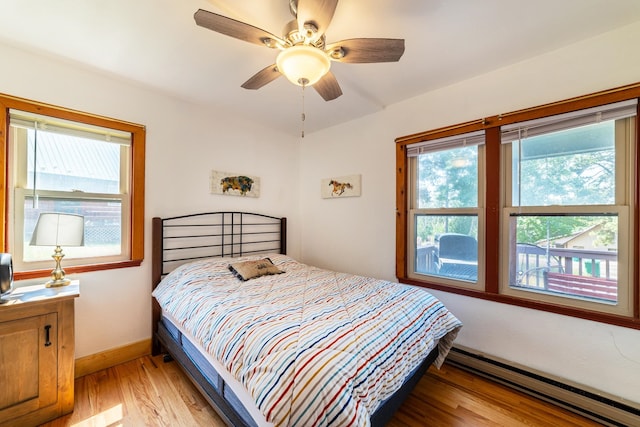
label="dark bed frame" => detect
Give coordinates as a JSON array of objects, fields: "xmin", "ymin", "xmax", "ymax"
[{"xmin": 151, "ymin": 211, "xmax": 438, "ymax": 427}]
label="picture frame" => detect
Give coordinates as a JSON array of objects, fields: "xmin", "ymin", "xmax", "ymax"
[
  {"xmin": 210, "ymin": 170, "xmax": 260, "ymax": 198},
  {"xmin": 321, "ymin": 174, "xmax": 361, "ymax": 198}
]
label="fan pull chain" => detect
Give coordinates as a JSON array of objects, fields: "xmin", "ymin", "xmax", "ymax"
[{"xmin": 300, "ymin": 80, "xmax": 307, "ymax": 138}]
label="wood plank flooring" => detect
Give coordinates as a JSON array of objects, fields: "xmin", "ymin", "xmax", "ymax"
[{"xmin": 39, "ymin": 355, "xmax": 603, "ymax": 427}]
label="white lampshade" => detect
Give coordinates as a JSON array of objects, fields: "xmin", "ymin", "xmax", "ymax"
[
  {"xmin": 30, "ymin": 213, "xmax": 85, "ymax": 247},
  {"xmin": 276, "ymin": 45, "xmax": 331, "ymax": 86}
]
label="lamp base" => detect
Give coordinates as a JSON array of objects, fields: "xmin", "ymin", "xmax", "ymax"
[
  {"xmin": 46, "ymin": 245, "xmax": 71, "ymax": 287},
  {"xmin": 46, "ymin": 278, "xmax": 72, "ymax": 288}
]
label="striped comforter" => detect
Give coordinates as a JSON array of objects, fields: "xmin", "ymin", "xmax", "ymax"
[{"xmin": 153, "ymin": 254, "xmax": 462, "ymax": 427}]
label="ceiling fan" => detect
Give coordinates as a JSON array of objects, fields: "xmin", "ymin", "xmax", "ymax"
[{"xmin": 194, "ymin": 0, "xmax": 405, "ymax": 101}]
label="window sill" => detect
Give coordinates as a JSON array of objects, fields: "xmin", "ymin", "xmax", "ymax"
[
  {"xmin": 15, "ymin": 259, "xmax": 143, "ymax": 281},
  {"xmin": 399, "ymin": 277, "xmax": 640, "ymax": 331}
]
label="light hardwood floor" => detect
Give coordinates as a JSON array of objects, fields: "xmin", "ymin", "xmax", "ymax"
[{"xmin": 39, "ymin": 355, "xmax": 603, "ymax": 427}]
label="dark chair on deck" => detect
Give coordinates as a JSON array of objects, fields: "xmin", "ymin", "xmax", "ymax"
[{"xmin": 436, "ymin": 233, "xmax": 478, "ymax": 280}]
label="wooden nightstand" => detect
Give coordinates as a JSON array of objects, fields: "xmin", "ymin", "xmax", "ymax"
[{"xmin": 0, "ymin": 281, "xmax": 79, "ymax": 427}]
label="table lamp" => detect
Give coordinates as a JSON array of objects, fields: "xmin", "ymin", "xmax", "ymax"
[{"xmin": 30, "ymin": 213, "xmax": 85, "ymax": 287}]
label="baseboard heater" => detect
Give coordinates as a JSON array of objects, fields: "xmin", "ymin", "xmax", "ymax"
[{"xmin": 446, "ymin": 346, "xmax": 640, "ymax": 427}]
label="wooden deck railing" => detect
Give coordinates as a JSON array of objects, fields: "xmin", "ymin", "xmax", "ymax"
[
  {"xmin": 417, "ymin": 243, "xmax": 618, "ymax": 301},
  {"xmin": 515, "ymin": 246, "xmax": 618, "ymax": 301}
]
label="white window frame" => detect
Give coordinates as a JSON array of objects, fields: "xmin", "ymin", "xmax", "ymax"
[
  {"xmin": 499, "ymin": 103, "xmax": 636, "ymax": 316},
  {"xmin": 8, "ymin": 110, "xmax": 133, "ymax": 272},
  {"xmin": 407, "ymin": 131, "xmax": 486, "ymax": 290}
]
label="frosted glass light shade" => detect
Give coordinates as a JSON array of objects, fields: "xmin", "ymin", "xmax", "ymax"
[{"xmin": 276, "ymin": 45, "xmax": 331, "ymax": 86}]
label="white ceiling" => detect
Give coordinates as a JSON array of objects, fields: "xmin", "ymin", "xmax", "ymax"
[{"xmin": 1, "ymin": 0, "xmax": 640, "ymax": 136}]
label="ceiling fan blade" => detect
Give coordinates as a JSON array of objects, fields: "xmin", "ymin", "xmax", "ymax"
[
  {"xmin": 241, "ymin": 65, "xmax": 281, "ymax": 90},
  {"xmin": 194, "ymin": 9, "xmax": 284, "ymax": 48},
  {"xmin": 326, "ymin": 38, "xmax": 405, "ymax": 63},
  {"xmin": 313, "ymin": 71, "xmax": 342, "ymax": 101},
  {"xmin": 296, "ymin": 0, "xmax": 339, "ymax": 37}
]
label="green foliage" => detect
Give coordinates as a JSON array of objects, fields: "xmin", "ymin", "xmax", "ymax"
[
  {"xmin": 417, "ymin": 146, "xmax": 478, "ymax": 209},
  {"xmin": 592, "ymin": 217, "xmax": 617, "ymax": 247},
  {"xmin": 416, "ymin": 146, "xmax": 479, "ymax": 244},
  {"xmin": 515, "ymin": 216, "xmax": 593, "ymax": 244},
  {"xmin": 513, "ymin": 126, "xmax": 616, "ymax": 245},
  {"xmin": 416, "ymin": 215, "xmax": 478, "ymax": 244},
  {"xmin": 416, "ymin": 120, "xmax": 618, "ymax": 248},
  {"xmin": 515, "ymin": 123, "xmax": 615, "ymax": 206}
]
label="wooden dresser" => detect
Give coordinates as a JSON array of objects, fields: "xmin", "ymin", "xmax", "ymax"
[{"xmin": 0, "ymin": 282, "xmax": 79, "ymax": 427}]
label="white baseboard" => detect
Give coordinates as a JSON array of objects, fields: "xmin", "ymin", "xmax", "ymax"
[{"xmin": 446, "ymin": 346, "xmax": 640, "ymax": 427}]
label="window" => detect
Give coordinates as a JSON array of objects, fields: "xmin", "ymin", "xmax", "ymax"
[
  {"xmin": 501, "ymin": 100, "xmax": 635, "ymax": 316},
  {"xmin": 396, "ymin": 84, "xmax": 640, "ymax": 329},
  {"xmin": 0, "ymin": 94, "xmax": 145, "ymax": 279},
  {"xmin": 406, "ymin": 132, "xmax": 484, "ymax": 288}
]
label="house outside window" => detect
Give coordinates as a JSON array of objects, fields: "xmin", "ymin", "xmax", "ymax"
[{"xmin": 0, "ymin": 94, "xmax": 145, "ymax": 279}]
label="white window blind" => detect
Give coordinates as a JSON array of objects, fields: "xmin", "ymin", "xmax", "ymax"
[
  {"xmin": 9, "ymin": 109, "xmax": 131, "ymax": 145},
  {"xmin": 501, "ymin": 99, "xmax": 637, "ymax": 144},
  {"xmin": 406, "ymin": 130, "xmax": 485, "ymax": 157}
]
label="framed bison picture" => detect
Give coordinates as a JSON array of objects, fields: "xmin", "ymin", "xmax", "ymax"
[
  {"xmin": 321, "ymin": 174, "xmax": 361, "ymax": 198},
  {"xmin": 210, "ymin": 170, "xmax": 260, "ymax": 197}
]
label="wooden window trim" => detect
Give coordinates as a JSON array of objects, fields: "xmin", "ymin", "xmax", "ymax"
[
  {"xmin": 395, "ymin": 82, "xmax": 640, "ymax": 330},
  {"xmin": 0, "ymin": 93, "xmax": 145, "ymax": 279}
]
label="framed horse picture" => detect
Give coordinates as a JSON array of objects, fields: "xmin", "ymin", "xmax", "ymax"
[{"xmin": 321, "ymin": 174, "xmax": 361, "ymax": 198}]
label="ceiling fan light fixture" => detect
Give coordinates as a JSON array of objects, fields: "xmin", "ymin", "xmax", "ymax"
[{"xmin": 276, "ymin": 45, "xmax": 331, "ymax": 86}]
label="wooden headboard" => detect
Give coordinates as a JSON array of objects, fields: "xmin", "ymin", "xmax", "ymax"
[{"xmin": 151, "ymin": 211, "xmax": 287, "ymax": 354}]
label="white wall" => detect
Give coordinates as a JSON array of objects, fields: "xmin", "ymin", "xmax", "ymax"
[
  {"xmin": 0, "ymin": 42, "xmax": 301, "ymax": 358},
  {"xmin": 299, "ymin": 21, "xmax": 640, "ymax": 404}
]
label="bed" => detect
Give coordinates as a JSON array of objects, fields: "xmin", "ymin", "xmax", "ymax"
[{"xmin": 151, "ymin": 212, "xmax": 462, "ymax": 427}]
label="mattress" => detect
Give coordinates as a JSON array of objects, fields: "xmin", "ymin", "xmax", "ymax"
[
  {"xmin": 153, "ymin": 254, "xmax": 462, "ymax": 427},
  {"xmin": 161, "ymin": 311, "xmax": 270, "ymax": 426}
]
